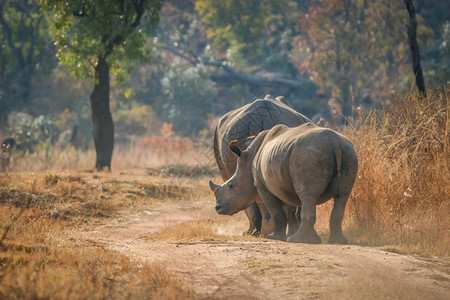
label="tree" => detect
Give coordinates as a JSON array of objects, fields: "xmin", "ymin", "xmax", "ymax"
[
  {"xmin": 195, "ymin": 0, "xmax": 300, "ymax": 72},
  {"xmin": 0, "ymin": 0, "xmax": 54, "ymax": 119},
  {"xmin": 293, "ymin": 0, "xmax": 431, "ymax": 115},
  {"xmin": 40, "ymin": 0, "xmax": 162, "ymax": 170},
  {"xmin": 404, "ymin": 0, "xmax": 426, "ymax": 97},
  {"xmin": 195, "ymin": 0, "xmax": 269, "ymax": 61}
]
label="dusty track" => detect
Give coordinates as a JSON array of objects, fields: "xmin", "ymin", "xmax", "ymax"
[{"xmin": 82, "ymin": 199, "xmax": 450, "ymax": 299}]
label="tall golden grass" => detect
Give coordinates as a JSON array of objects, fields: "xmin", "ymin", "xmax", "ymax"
[
  {"xmin": 3, "ymin": 121, "xmax": 212, "ymax": 172},
  {"xmin": 343, "ymin": 87, "xmax": 449, "ymax": 256}
]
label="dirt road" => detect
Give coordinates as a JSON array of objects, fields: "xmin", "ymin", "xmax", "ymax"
[{"xmin": 82, "ymin": 198, "xmax": 450, "ymax": 299}]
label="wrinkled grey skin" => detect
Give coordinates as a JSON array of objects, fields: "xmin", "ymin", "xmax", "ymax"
[
  {"xmin": 213, "ymin": 95, "xmax": 311, "ymax": 235},
  {"xmin": 210, "ymin": 123, "xmax": 358, "ymax": 244}
]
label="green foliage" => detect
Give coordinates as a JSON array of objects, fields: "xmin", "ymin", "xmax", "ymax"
[
  {"xmin": 294, "ymin": 1, "xmax": 423, "ymax": 109},
  {"xmin": 160, "ymin": 63, "xmax": 217, "ymax": 136},
  {"xmin": 196, "ymin": 0, "xmax": 268, "ymax": 53},
  {"xmin": 114, "ymin": 102, "xmax": 159, "ymax": 136},
  {"xmin": 7, "ymin": 112, "xmax": 59, "ymax": 151},
  {"xmin": 195, "ymin": 0, "xmax": 300, "ymax": 73},
  {"xmin": 0, "ymin": 0, "xmax": 56, "ymax": 107},
  {"xmin": 40, "ymin": 0, "xmax": 162, "ymax": 80},
  {"xmin": 423, "ymin": 22, "xmax": 450, "ymax": 85}
]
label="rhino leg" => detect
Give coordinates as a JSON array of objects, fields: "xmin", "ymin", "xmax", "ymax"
[
  {"xmin": 243, "ymin": 203, "xmax": 262, "ymax": 236},
  {"xmin": 258, "ymin": 201, "xmax": 275, "ymax": 237},
  {"xmin": 257, "ymin": 185, "xmax": 287, "ymax": 241},
  {"xmin": 285, "ymin": 205, "xmax": 299, "ymax": 237},
  {"xmin": 287, "ymin": 195, "xmax": 321, "ymax": 244},
  {"xmin": 328, "ymin": 193, "xmax": 349, "ymax": 244},
  {"xmin": 295, "ymin": 206, "xmax": 302, "ymax": 226}
]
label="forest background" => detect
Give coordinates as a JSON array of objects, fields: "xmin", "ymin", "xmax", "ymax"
[{"xmin": 0, "ymin": 0, "xmax": 448, "ymax": 165}]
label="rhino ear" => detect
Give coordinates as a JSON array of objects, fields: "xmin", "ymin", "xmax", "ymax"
[
  {"xmin": 276, "ymin": 96, "xmax": 292, "ymax": 107},
  {"xmin": 245, "ymin": 135, "xmax": 256, "ymax": 148},
  {"xmin": 228, "ymin": 140, "xmax": 241, "ymax": 157}
]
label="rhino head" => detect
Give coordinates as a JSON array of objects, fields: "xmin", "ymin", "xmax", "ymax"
[{"xmin": 209, "ymin": 139, "xmax": 258, "ymax": 215}]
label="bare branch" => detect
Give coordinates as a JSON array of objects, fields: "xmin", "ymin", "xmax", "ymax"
[{"xmin": 160, "ymin": 43, "xmax": 307, "ymax": 89}]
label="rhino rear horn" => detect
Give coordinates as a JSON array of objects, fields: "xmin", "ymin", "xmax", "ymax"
[{"xmin": 228, "ymin": 140, "xmax": 241, "ymax": 156}]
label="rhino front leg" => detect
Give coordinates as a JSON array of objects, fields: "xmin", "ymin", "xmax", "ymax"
[
  {"xmin": 328, "ymin": 193, "xmax": 349, "ymax": 244},
  {"xmin": 287, "ymin": 195, "xmax": 321, "ymax": 244},
  {"xmin": 243, "ymin": 203, "xmax": 262, "ymax": 236},
  {"xmin": 257, "ymin": 185, "xmax": 287, "ymax": 241},
  {"xmin": 256, "ymin": 200, "xmax": 275, "ymax": 237}
]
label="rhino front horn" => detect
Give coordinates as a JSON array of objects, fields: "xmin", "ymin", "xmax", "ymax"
[{"xmin": 209, "ymin": 180, "xmax": 219, "ymax": 192}]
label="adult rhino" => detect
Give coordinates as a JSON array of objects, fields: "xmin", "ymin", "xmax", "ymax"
[
  {"xmin": 213, "ymin": 95, "xmax": 311, "ymax": 235},
  {"xmin": 210, "ymin": 123, "xmax": 358, "ymax": 244}
]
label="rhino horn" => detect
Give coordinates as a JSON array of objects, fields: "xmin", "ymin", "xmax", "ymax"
[{"xmin": 209, "ymin": 180, "xmax": 219, "ymax": 192}]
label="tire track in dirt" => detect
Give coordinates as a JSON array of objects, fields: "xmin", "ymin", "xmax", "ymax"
[{"xmin": 81, "ymin": 202, "xmax": 450, "ymax": 299}]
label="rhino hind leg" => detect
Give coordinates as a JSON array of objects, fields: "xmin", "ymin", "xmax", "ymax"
[
  {"xmin": 243, "ymin": 203, "xmax": 262, "ymax": 236},
  {"xmin": 287, "ymin": 195, "xmax": 321, "ymax": 244},
  {"xmin": 285, "ymin": 205, "xmax": 299, "ymax": 237},
  {"xmin": 328, "ymin": 193, "xmax": 349, "ymax": 244},
  {"xmin": 257, "ymin": 185, "xmax": 287, "ymax": 241}
]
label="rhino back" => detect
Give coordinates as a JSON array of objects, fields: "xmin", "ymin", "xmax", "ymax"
[
  {"xmin": 253, "ymin": 124, "xmax": 357, "ymax": 206},
  {"xmin": 215, "ymin": 99, "xmax": 311, "ymax": 180}
]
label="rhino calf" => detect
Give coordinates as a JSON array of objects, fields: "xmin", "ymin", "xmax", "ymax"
[{"xmin": 209, "ymin": 123, "xmax": 358, "ymax": 244}]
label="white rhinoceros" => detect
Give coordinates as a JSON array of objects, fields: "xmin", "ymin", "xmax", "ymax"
[
  {"xmin": 210, "ymin": 123, "xmax": 358, "ymax": 244},
  {"xmin": 213, "ymin": 95, "xmax": 311, "ymax": 235}
]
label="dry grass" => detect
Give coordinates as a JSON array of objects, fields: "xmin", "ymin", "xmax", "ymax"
[
  {"xmin": 0, "ymin": 171, "xmax": 211, "ymax": 221},
  {"xmin": 0, "ymin": 220, "xmax": 194, "ymax": 299},
  {"xmin": 6, "ymin": 143, "xmax": 213, "ymax": 172},
  {"xmin": 0, "ymin": 171, "xmax": 202, "ymax": 299},
  {"xmin": 147, "ymin": 163, "xmax": 218, "ymax": 178},
  {"xmin": 343, "ymin": 87, "xmax": 450, "ymax": 256},
  {"xmin": 150, "ymin": 218, "xmax": 256, "ymax": 243}
]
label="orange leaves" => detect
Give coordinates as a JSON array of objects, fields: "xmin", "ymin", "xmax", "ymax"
[{"xmin": 138, "ymin": 123, "xmax": 195, "ymax": 160}]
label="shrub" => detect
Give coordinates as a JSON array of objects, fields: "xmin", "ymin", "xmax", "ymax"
[
  {"xmin": 160, "ymin": 63, "xmax": 217, "ymax": 136},
  {"xmin": 7, "ymin": 112, "xmax": 59, "ymax": 152},
  {"xmin": 114, "ymin": 102, "xmax": 160, "ymax": 138}
]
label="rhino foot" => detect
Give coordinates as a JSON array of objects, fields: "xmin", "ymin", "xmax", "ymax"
[
  {"xmin": 328, "ymin": 234, "xmax": 348, "ymax": 244},
  {"xmin": 266, "ymin": 233, "xmax": 287, "ymax": 241},
  {"xmin": 252, "ymin": 230, "xmax": 261, "ymax": 237},
  {"xmin": 243, "ymin": 228, "xmax": 260, "ymax": 236},
  {"xmin": 287, "ymin": 231, "xmax": 322, "ymax": 244},
  {"xmin": 243, "ymin": 227, "xmax": 254, "ymax": 236}
]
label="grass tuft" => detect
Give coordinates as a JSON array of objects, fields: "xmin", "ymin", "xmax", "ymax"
[
  {"xmin": 147, "ymin": 163, "xmax": 218, "ymax": 178},
  {"xmin": 343, "ymin": 87, "xmax": 450, "ymax": 256}
]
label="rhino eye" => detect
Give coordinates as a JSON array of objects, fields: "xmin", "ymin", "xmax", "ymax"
[{"xmin": 227, "ymin": 182, "xmax": 233, "ymax": 188}]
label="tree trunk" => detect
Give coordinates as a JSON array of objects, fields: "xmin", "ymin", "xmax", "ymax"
[
  {"xmin": 90, "ymin": 56, "xmax": 114, "ymax": 170},
  {"xmin": 404, "ymin": 0, "xmax": 427, "ymax": 97}
]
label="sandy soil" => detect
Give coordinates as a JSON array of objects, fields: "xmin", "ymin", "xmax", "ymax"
[{"xmin": 82, "ymin": 198, "xmax": 450, "ymax": 299}]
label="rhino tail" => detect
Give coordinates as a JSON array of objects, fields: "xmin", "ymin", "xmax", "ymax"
[{"xmin": 332, "ymin": 139, "xmax": 342, "ymax": 199}]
